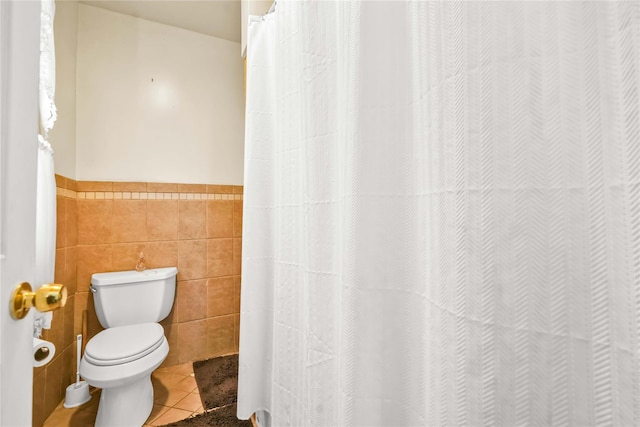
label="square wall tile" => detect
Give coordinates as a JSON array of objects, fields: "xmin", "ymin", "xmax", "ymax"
[
  {"xmin": 74, "ymin": 291, "xmax": 88, "ymax": 336},
  {"xmin": 207, "ymin": 239, "xmax": 233, "ymax": 277},
  {"xmin": 176, "ymin": 279, "xmax": 207, "ymax": 322},
  {"xmin": 43, "ymin": 355, "xmax": 63, "ymax": 417},
  {"xmin": 206, "ymin": 315, "xmax": 235, "ymax": 357},
  {"xmin": 112, "ymin": 243, "xmax": 147, "ymax": 271},
  {"xmin": 62, "ymin": 345, "xmax": 74, "ymax": 388},
  {"xmin": 160, "ymin": 304, "xmax": 176, "ymax": 327},
  {"xmin": 178, "ymin": 201, "xmax": 206, "ymax": 240},
  {"xmin": 233, "ymin": 238, "xmax": 242, "ymax": 275},
  {"xmin": 234, "ymin": 313, "xmax": 240, "ymax": 352},
  {"xmin": 33, "ymin": 370, "xmax": 46, "ymax": 427},
  {"xmin": 207, "ymin": 277, "xmax": 236, "ymax": 317},
  {"xmin": 63, "ymin": 295, "xmax": 75, "ymax": 348},
  {"xmin": 65, "ymin": 246, "xmax": 78, "ymax": 295},
  {"xmin": 146, "ymin": 241, "xmax": 179, "ymax": 269},
  {"xmin": 178, "ymin": 320, "xmax": 208, "ymax": 364},
  {"xmin": 55, "ymin": 247, "xmax": 76, "ymax": 293},
  {"xmin": 77, "ymin": 245, "xmax": 112, "ymax": 292},
  {"xmin": 206, "ymin": 200, "xmax": 233, "ymax": 238},
  {"xmin": 65, "ymin": 196, "xmax": 78, "ymax": 247},
  {"xmin": 234, "ymin": 276, "xmax": 241, "ymax": 313},
  {"xmin": 233, "ymin": 200, "xmax": 243, "ymax": 237},
  {"xmin": 54, "ymin": 248, "xmax": 65, "ymax": 285},
  {"xmin": 161, "ymin": 323, "xmax": 180, "ymax": 368},
  {"xmin": 42, "ymin": 309, "xmax": 64, "ymax": 353},
  {"xmin": 161, "ymin": 301, "xmax": 177, "ymax": 325},
  {"xmin": 56, "ymin": 195, "xmax": 66, "ymax": 248},
  {"xmin": 147, "ymin": 201, "xmax": 178, "ymax": 241},
  {"xmin": 86, "ymin": 296, "xmax": 104, "ymax": 341},
  {"xmin": 78, "ymin": 200, "xmax": 114, "ymax": 245},
  {"xmin": 112, "ymin": 200, "xmax": 147, "ymax": 243},
  {"xmin": 177, "ymin": 240, "xmax": 207, "ymax": 281}
]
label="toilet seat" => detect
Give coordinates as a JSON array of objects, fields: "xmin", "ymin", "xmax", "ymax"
[
  {"xmin": 80, "ymin": 328, "xmax": 169, "ymax": 427},
  {"xmin": 84, "ymin": 323, "xmax": 164, "ymax": 366}
]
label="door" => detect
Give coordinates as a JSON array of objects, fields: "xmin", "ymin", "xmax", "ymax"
[{"xmin": 0, "ymin": 1, "xmax": 42, "ymax": 425}]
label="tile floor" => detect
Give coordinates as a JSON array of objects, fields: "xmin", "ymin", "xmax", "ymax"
[{"xmin": 42, "ymin": 362, "xmax": 206, "ymax": 426}]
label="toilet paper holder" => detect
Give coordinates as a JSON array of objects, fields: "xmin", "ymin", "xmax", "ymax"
[
  {"xmin": 33, "ymin": 337, "xmax": 55, "ymax": 367},
  {"xmin": 34, "ymin": 346, "xmax": 51, "ymax": 363},
  {"xmin": 10, "ymin": 283, "xmax": 67, "ymax": 320}
]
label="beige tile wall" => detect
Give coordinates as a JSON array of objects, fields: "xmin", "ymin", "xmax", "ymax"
[
  {"xmin": 33, "ymin": 175, "xmax": 243, "ymax": 426},
  {"xmin": 33, "ymin": 175, "xmax": 78, "ymax": 427}
]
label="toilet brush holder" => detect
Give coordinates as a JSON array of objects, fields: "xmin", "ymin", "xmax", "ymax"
[
  {"xmin": 64, "ymin": 334, "xmax": 91, "ymax": 408},
  {"xmin": 63, "ymin": 380, "xmax": 91, "ymax": 408}
]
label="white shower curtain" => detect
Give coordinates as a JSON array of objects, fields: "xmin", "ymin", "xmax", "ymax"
[
  {"xmin": 239, "ymin": 2, "xmax": 640, "ymax": 426},
  {"xmin": 34, "ymin": 0, "xmax": 57, "ymax": 337}
]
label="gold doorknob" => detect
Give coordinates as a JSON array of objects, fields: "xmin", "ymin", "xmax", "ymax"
[{"xmin": 10, "ymin": 283, "xmax": 67, "ymax": 320}]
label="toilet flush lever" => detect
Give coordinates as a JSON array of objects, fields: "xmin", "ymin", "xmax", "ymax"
[
  {"xmin": 90, "ymin": 285, "xmax": 97, "ymax": 294},
  {"xmin": 10, "ymin": 283, "xmax": 67, "ymax": 320}
]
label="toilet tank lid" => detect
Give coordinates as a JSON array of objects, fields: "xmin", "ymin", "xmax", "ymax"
[{"xmin": 91, "ymin": 267, "xmax": 178, "ymax": 287}]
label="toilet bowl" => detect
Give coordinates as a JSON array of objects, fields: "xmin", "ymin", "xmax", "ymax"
[
  {"xmin": 79, "ymin": 267, "xmax": 178, "ymax": 427},
  {"xmin": 80, "ymin": 323, "xmax": 168, "ymax": 426}
]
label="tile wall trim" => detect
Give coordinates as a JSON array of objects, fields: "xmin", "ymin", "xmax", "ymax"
[
  {"xmin": 56, "ymin": 187, "xmax": 77, "ymax": 198},
  {"xmin": 80, "ymin": 191, "xmax": 242, "ymax": 200},
  {"xmin": 57, "ymin": 188, "xmax": 243, "ymax": 201}
]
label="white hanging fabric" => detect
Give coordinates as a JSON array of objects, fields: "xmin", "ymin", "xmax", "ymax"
[
  {"xmin": 237, "ymin": 11, "xmax": 277, "ymax": 420},
  {"xmin": 239, "ymin": 2, "xmax": 640, "ymax": 426},
  {"xmin": 39, "ymin": 0, "xmax": 56, "ymax": 138},
  {"xmin": 34, "ymin": 0, "xmax": 57, "ymax": 337}
]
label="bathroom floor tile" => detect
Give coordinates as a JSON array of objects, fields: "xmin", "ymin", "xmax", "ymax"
[
  {"xmin": 42, "ymin": 409, "xmax": 72, "ymax": 427},
  {"xmin": 155, "ymin": 361, "xmax": 194, "ymax": 377},
  {"xmin": 152, "ymin": 372, "xmax": 188, "ymax": 389},
  {"xmin": 154, "ymin": 388, "xmax": 190, "ymax": 407},
  {"xmin": 42, "ymin": 363, "xmax": 202, "ymax": 427},
  {"xmin": 149, "ymin": 407, "xmax": 193, "ymax": 425},
  {"xmin": 67, "ymin": 408, "xmax": 100, "ymax": 426},
  {"xmin": 83, "ymin": 390, "xmax": 101, "ymax": 412},
  {"xmin": 172, "ymin": 376, "xmax": 198, "ymax": 393},
  {"xmin": 173, "ymin": 392, "xmax": 204, "ymax": 412},
  {"xmin": 148, "ymin": 404, "xmax": 170, "ymax": 423}
]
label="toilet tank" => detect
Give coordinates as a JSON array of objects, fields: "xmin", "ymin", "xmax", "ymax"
[{"xmin": 90, "ymin": 267, "xmax": 178, "ymax": 328}]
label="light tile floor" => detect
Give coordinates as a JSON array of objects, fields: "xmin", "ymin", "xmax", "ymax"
[{"xmin": 42, "ymin": 362, "xmax": 205, "ymax": 426}]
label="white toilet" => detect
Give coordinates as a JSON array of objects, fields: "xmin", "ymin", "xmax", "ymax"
[{"xmin": 79, "ymin": 267, "xmax": 178, "ymax": 427}]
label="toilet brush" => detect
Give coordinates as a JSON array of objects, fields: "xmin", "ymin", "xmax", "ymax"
[{"xmin": 63, "ymin": 334, "xmax": 91, "ymax": 408}]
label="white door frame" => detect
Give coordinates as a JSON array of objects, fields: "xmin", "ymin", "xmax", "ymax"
[{"xmin": 0, "ymin": 1, "xmax": 41, "ymax": 425}]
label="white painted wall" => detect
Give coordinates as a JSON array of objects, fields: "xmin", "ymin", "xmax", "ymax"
[
  {"xmin": 49, "ymin": 0, "xmax": 78, "ymax": 179},
  {"xmin": 76, "ymin": 4, "xmax": 245, "ymax": 184},
  {"xmin": 241, "ymin": 0, "xmax": 272, "ymax": 57}
]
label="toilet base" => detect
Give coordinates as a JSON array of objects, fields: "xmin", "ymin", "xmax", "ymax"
[{"xmin": 95, "ymin": 375, "xmax": 154, "ymax": 427}]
